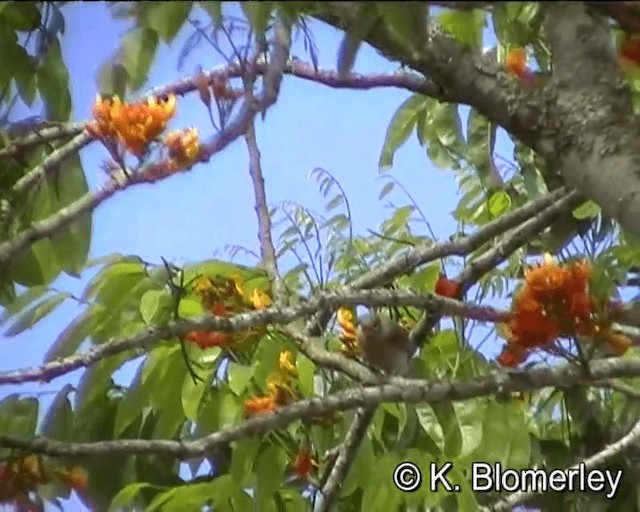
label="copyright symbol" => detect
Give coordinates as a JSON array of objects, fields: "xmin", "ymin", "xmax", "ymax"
[{"xmin": 393, "ymin": 462, "xmax": 422, "ymax": 492}]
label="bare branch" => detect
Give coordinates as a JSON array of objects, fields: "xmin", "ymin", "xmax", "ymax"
[
  {"xmin": 242, "ymin": 19, "xmax": 291, "ymax": 302},
  {"xmin": 3, "ymin": 358, "xmax": 640, "ymax": 458},
  {"xmin": 317, "ymin": 406, "xmax": 375, "ymax": 511}
]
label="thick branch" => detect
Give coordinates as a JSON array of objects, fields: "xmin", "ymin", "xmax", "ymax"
[
  {"xmin": 543, "ymin": 2, "xmax": 640, "ymax": 236},
  {"xmin": 3, "ymin": 357, "xmax": 640, "ymax": 458},
  {"xmin": 314, "ymin": 3, "xmax": 546, "ymax": 148}
]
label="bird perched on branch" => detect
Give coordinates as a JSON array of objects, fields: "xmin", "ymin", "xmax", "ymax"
[{"xmin": 356, "ymin": 314, "xmax": 416, "ymax": 376}]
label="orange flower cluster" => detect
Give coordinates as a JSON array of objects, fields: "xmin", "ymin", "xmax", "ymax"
[
  {"xmin": 291, "ymin": 446, "xmax": 317, "ymax": 481},
  {"xmin": 244, "ymin": 350, "xmax": 299, "ymax": 417},
  {"xmin": 435, "ymin": 273, "xmax": 462, "ymax": 299},
  {"xmin": 505, "ymin": 47, "xmax": 536, "ymax": 87},
  {"xmin": 183, "ymin": 275, "xmax": 272, "ymax": 350},
  {"xmin": 0, "ymin": 455, "xmax": 87, "ymax": 511},
  {"xmin": 164, "ymin": 127, "xmax": 200, "ymax": 168},
  {"xmin": 497, "ymin": 255, "xmax": 631, "ymax": 366},
  {"xmin": 337, "ymin": 307, "xmax": 359, "ymax": 357},
  {"xmin": 88, "ymin": 94, "xmax": 176, "ymax": 156},
  {"xmin": 620, "ymin": 32, "xmax": 640, "ymax": 67}
]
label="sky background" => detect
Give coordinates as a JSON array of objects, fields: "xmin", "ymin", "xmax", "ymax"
[{"xmin": 0, "ymin": 3, "xmax": 519, "ymax": 511}]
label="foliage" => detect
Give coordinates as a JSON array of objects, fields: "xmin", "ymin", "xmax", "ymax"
[{"xmin": 1, "ymin": 2, "xmax": 640, "ymax": 512}]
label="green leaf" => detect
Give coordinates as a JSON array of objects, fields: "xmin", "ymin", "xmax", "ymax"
[
  {"xmin": 0, "ymin": 285, "xmax": 47, "ymax": 325},
  {"xmin": 416, "ymin": 405, "xmax": 445, "ymax": 455},
  {"xmin": 378, "ymin": 181, "xmax": 395, "ymax": 200},
  {"xmin": 178, "ymin": 298, "xmax": 204, "ymax": 317},
  {"xmin": 181, "ymin": 368, "xmax": 214, "ymax": 421},
  {"xmin": 44, "ymin": 305, "xmax": 104, "ymax": 362},
  {"xmin": 296, "ymin": 354, "xmax": 315, "ymax": 397},
  {"xmin": 487, "ymin": 190, "xmax": 512, "ymax": 217},
  {"xmin": 108, "ymin": 483, "xmax": 155, "ymax": 512},
  {"xmin": 255, "ymin": 444, "xmax": 288, "ymax": 506},
  {"xmin": 140, "ymin": 289, "xmax": 172, "ymax": 325},
  {"xmin": 438, "ymin": 9, "xmax": 485, "ymax": 48},
  {"xmin": 12, "ymin": 44, "xmax": 37, "ymax": 106},
  {"xmin": 377, "ymin": 3, "xmax": 427, "ymax": 55},
  {"xmin": 431, "ymin": 401, "xmax": 463, "ymax": 459},
  {"xmin": 411, "ymin": 263, "xmax": 441, "ymax": 292},
  {"xmin": 122, "ymin": 27, "xmax": 159, "ymax": 91},
  {"xmin": 572, "ymin": 200, "xmax": 601, "ymax": 220},
  {"xmin": 1, "ymin": 2, "xmax": 41, "ymax": 31},
  {"xmin": 97, "ymin": 58, "xmax": 129, "ymax": 98},
  {"xmin": 466, "ymin": 109, "xmax": 499, "ymax": 187},
  {"xmin": 0, "ymin": 395, "xmax": 38, "ymax": 453},
  {"xmin": 201, "ymin": 2, "xmax": 223, "ymax": 26},
  {"xmin": 148, "ymin": 346, "xmax": 189, "ymax": 437},
  {"xmin": 40, "ymin": 384, "xmax": 74, "ymax": 441},
  {"xmin": 326, "ymin": 194, "xmax": 344, "ymax": 212},
  {"xmin": 37, "ymin": 39, "xmax": 72, "ymax": 121},
  {"xmin": 4, "ymin": 291, "xmax": 68, "ymax": 337},
  {"xmin": 82, "ymin": 260, "xmax": 147, "ymax": 302},
  {"xmin": 472, "ymin": 402, "xmax": 531, "ymax": 469},
  {"xmin": 454, "ymin": 400, "xmax": 484, "ymax": 460},
  {"xmin": 142, "ymin": 2, "xmax": 192, "ymax": 42},
  {"xmin": 242, "ymin": 2, "xmax": 273, "ymax": 35},
  {"xmin": 229, "ymin": 438, "xmax": 261, "ymax": 486},
  {"xmin": 450, "ymin": 465, "xmax": 479, "ymax": 512},
  {"xmin": 9, "ymin": 238, "xmax": 61, "ymax": 286},
  {"xmin": 49, "ymin": 155, "xmax": 92, "ymax": 276},
  {"xmin": 228, "ymin": 362, "xmax": 254, "ymax": 396},
  {"xmin": 417, "ymin": 100, "xmax": 466, "ymax": 170},
  {"xmin": 75, "ymin": 352, "xmax": 132, "ymax": 415},
  {"xmin": 379, "ymin": 94, "xmax": 428, "ymax": 171}
]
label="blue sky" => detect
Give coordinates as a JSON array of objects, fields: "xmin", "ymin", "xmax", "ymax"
[{"xmin": 0, "ymin": 3, "xmax": 511, "ymax": 510}]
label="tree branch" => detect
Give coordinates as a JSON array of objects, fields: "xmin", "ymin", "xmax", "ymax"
[
  {"xmin": 0, "ymin": 288, "xmax": 507, "ymax": 385},
  {"xmin": 3, "ymin": 357, "xmax": 640, "ymax": 458},
  {"xmin": 541, "ymin": 2, "xmax": 640, "ymax": 236},
  {"xmin": 242, "ymin": 18, "xmax": 291, "ymax": 302}
]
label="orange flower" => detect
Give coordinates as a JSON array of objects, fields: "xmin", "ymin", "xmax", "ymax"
[
  {"xmin": 278, "ymin": 350, "xmax": 298, "ymax": 379},
  {"xmin": 435, "ymin": 274, "xmax": 462, "ymax": 299},
  {"xmin": 249, "ymin": 289, "xmax": 272, "ymax": 310},
  {"xmin": 165, "ymin": 127, "xmax": 200, "ymax": 166},
  {"xmin": 497, "ymin": 256, "xmax": 597, "ymax": 366},
  {"xmin": 90, "ymin": 94, "xmax": 176, "ymax": 156},
  {"xmin": 598, "ymin": 329, "xmax": 633, "ymax": 355},
  {"xmin": 267, "ymin": 371, "xmax": 297, "ymax": 406},
  {"xmin": 496, "ymin": 344, "xmax": 528, "ymax": 368},
  {"xmin": 337, "ymin": 307, "xmax": 359, "ymax": 355},
  {"xmin": 620, "ymin": 33, "xmax": 640, "ymax": 66},
  {"xmin": 244, "ymin": 396, "xmax": 277, "ymax": 417},
  {"xmin": 505, "ymin": 47, "xmax": 536, "ymax": 87},
  {"xmin": 184, "ymin": 330, "xmax": 231, "ymax": 349},
  {"xmin": 292, "ymin": 447, "xmax": 317, "ymax": 480},
  {"xmin": 193, "ymin": 276, "xmax": 215, "ymax": 297},
  {"xmin": 54, "ymin": 466, "xmax": 88, "ymax": 491}
]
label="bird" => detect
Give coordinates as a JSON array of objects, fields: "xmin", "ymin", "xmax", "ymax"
[{"xmin": 356, "ymin": 313, "xmax": 416, "ymax": 377}]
